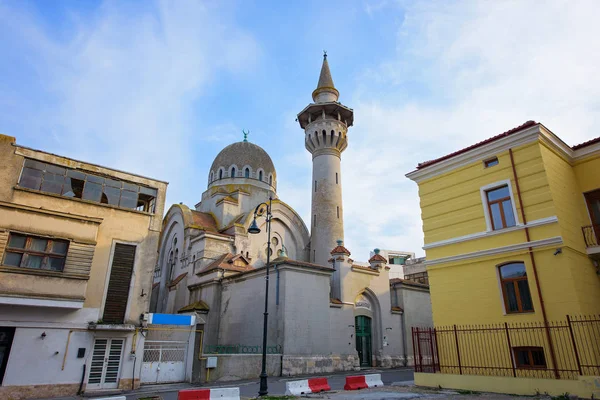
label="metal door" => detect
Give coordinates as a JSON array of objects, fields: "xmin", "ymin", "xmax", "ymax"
[
  {"xmin": 88, "ymin": 338, "xmax": 124, "ymax": 389},
  {"xmin": 141, "ymin": 340, "xmax": 187, "ymax": 384},
  {"xmin": 0, "ymin": 327, "xmax": 15, "ymax": 385},
  {"xmin": 355, "ymin": 316, "xmax": 372, "ymax": 367}
]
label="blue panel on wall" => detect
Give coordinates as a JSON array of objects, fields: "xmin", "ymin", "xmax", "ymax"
[{"xmin": 150, "ymin": 313, "xmax": 194, "ymax": 326}]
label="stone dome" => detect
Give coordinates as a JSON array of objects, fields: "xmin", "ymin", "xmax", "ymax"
[{"xmin": 208, "ymin": 141, "xmax": 277, "ymax": 189}]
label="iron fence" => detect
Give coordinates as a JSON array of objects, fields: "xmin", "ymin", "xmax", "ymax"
[
  {"xmin": 412, "ymin": 315, "xmax": 600, "ymax": 380},
  {"xmin": 204, "ymin": 344, "xmax": 282, "ymax": 354},
  {"xmin": 582, "ymin": 225, "xmax": 600, "ymax": 248}
]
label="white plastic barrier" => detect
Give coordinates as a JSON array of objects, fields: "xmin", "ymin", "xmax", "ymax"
[
  {"xmin": 210, "ymin": 387, "xmax": 240, "ymax": 399},
  {"xmin": 365, "ymin": 373, "xmax": 384, "ymax": 388},
  {"xmin": 285, "ymin": 379, "xmax": 311, "ymax": 395}
]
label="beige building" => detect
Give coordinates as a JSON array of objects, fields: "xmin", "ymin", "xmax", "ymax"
[{"xmin": 0, "ymin": 134, "xmax": 167, "ymax": 399}]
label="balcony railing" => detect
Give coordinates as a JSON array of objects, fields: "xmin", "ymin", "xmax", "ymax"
[{"xmin": 582, "ymin": 225, "xmax": 600, "ymax": 248}]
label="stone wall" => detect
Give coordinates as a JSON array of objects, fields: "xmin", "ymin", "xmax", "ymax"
[
  {"xmin": 282, "ymin": 354, "xmax": 359, "ymax": 376},
  {"xmin": 200, "ymin": 354, "xmax": 281, "ymax": 382}
]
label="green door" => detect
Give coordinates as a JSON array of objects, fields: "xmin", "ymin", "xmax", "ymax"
[{"xmin": 355, "ymin": 316, "xmax": 372, "ymax": 367}]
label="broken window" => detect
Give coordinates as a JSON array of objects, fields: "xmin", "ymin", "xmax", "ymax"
[{"xmin": 17, "ymin": 159, "xmax": 158, "ymax": 213}]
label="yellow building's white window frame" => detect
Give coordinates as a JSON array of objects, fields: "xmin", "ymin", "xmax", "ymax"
[{"xmin": 480, "ymin": 179, "xmax": 521, "ymax": 232}]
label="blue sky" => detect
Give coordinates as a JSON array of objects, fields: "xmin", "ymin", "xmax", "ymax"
[{"xmin": 2, "ymin": 0, "xmax": 600, "ymax": 260}]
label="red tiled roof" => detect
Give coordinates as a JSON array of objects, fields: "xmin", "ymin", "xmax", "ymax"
[
  {"xmin": 191, "ymin": 211, "xmax": 219, "ymax": 232},
  {"xmin": 416, "ymin": 120, "xmax": 538, "ymax": 170},
  {"xmin": 331, "ymin": 245, "xmax": 351, "ymax": 255},
  {"xmin": 369, "ymin": 254, "xmax": 387, "ymax": 263},
  {"xmin": 199, "ymin": 253, "xmax": 254, "ymax": 274},
  {"xmin": 573, "ymin": 136, "xmax": 600, "ymax": 150},
  {"xmin": 391, "ymin": 306, "xmax": 404, "ymax": 313},
  {"xmin": 168, "ymin": 272, "xmax": 188, "ymax": 288}
]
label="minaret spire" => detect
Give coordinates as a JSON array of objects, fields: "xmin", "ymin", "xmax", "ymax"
[
  {"xmin": 312, "ymin": 51, "xmax": 340, "ymax": 103},
  {"xmin": 297, "ymin": 53, "xmax": 354, "ymax": 267}
]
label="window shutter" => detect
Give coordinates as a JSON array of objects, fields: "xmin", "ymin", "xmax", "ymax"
[
  {"xmin": 102, "ymin": 243, "xmax": 136, "ymax": 323},
  {"xmin": 63, "ymin": 242, "xmax": 95, "ymax": 276},
  {"xmin": 0, "ymin": 230, "xmax": 8, "ymax": 260}
]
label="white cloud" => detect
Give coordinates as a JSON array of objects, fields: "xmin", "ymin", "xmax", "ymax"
[
  {"xmin": 342, "ymin": 0, "xmax": 600, "ymax": 260},
  {"xmin": 0, "ymin": 0, "xmax": 260, "ymax": 209}
]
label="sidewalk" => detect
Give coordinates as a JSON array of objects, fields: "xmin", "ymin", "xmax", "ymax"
[{"xmin": 34, "ymin": 367, "xmax": 414, "ymax": 400}]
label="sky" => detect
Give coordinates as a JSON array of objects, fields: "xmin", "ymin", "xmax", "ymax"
[{"xmin": 2, "ymin": 0, "xmax": 600, "ymax": 260}]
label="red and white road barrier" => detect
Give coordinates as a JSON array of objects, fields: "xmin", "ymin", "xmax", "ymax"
[
  {"xmin": 344, "ymin": 373, "xmax": 384, "ymax": 390},
  {"xmin": 178, "ymin": 387, "xmax": 240, "ymax": 400},
  {"xmin": 285, "ymin": 377, "xmax": 331, "ymax": 395}
]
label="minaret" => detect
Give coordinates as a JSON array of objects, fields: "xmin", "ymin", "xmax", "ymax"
[{"xmin": 297, "ymin": 53, "xmax": 354, "ymax": 266}]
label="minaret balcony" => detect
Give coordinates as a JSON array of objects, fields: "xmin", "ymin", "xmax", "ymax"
[{"xmin": 297, "ymin": 102, "xmax": 354, "ymax": 129}]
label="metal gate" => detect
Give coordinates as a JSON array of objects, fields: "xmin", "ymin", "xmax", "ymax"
[
  {"xmin": 412, "ymin": 327, "xmax": 439, "ymax": 372},
  {"xmin": 141, "ymin": 340, "xmax": 188, "ymax": 384}
]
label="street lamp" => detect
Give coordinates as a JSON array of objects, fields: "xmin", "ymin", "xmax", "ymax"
[{"xmin": 247, "ymin": 196, "xmax": 272, "ymax": 397}]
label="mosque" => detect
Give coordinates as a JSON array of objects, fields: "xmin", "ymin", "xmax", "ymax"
[{"xmin": 149, "ymin": 54, "xmax": 432, "ymax": 382}]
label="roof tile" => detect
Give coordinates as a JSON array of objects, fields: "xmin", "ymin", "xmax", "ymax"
[
  {"xmin": 416, "ymin": 120, "xmax": 538, "ymax": 170},
  {"xmin": 331, "ymin": 245, "xmax": 351, "ymax": 255}
]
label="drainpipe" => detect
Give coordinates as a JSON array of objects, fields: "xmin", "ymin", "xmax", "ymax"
[
  {"xmin": 400, "ymin": 310, "xmax": 407, "ymax": 366},
  {"xmin": 508, "ymin": 148, "xmax": 559, "ymax": 379}
]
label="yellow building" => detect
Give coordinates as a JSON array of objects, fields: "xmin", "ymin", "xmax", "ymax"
[
  {"xmin": 406, "ymin": 121, "xmax": 600, "ymax": 397},
  {"xmin": 0, "ymin": 134, "xmax": 167, "ymax": 399}
]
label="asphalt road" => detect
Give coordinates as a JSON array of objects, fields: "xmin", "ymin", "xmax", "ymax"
[{"xmin": 126, "ymin": 368, "xmax": 414, "ymax": 400}]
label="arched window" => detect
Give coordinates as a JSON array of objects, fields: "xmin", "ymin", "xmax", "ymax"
[
  {"xmin": 230, "ymin": 167, "xmax": 236, "ymax": 178},
  {"xmin": 219, "ymin": 169, "xmax": 223, "ymax": 179},
  {"xmin": 499, "ymin": 262, "xmax": 533, "ymax": 313},
  {"xmin": 322, "ymin": 130, "xmax": 326, "ymax": 144},
  {"xmin": 269, "ymin": 175, "xmax": 273, "ymax": 185},
  {"xmin": 259, "ymin": 170, "xmax": 263, "ymax": 181},
  {"xmin": 168, "ymin": 250, "xmax": 174, "ymax": 280},
  {"xmin": 245, "ymin": 168, "xmax": 250, "ymax": 178},
  {"xmin": 210, "ymin": 172, "xmax": 213, "ymax": 182}
]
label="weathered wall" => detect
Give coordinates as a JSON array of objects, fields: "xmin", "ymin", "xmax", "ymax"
[
  {"xmin": 0, "ymin": 134, "xmax": 165, "ymax": 395},
  {"xmin": 280, "ymin": 267, "xmax": 331, "ymax": 355},
  {"xmin": 217, "ymin": 268, "xmax": 280, "ymax": 348},
  {"xmin": 199, "ymin": 354, "xmax": 281, "ymax": 382}
]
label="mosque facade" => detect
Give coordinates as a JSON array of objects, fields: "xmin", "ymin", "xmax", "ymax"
[{"xmin": 150, "ymin": 55, "xmax": 432, "ymax": 382}]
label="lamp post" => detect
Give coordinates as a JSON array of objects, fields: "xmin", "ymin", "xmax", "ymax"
[{"xmin": 247, "ymin": 196, "xmax": 272, "ymax": 397}]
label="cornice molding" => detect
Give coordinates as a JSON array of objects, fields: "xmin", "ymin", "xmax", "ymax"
[
  {"xmin": 425, "ymin": 236, "xmax": 563, "ymax": 267},
  {"xmin": 0, "ymin": 200, "xmax": 103, "ymax": 224},
  {"xmin": 406, "ymin": 124, "xmax": 597, "ymax": 183},
  {"xmin": 423, "ymin": 216, "xmax": 559, "ymax": 250}
]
